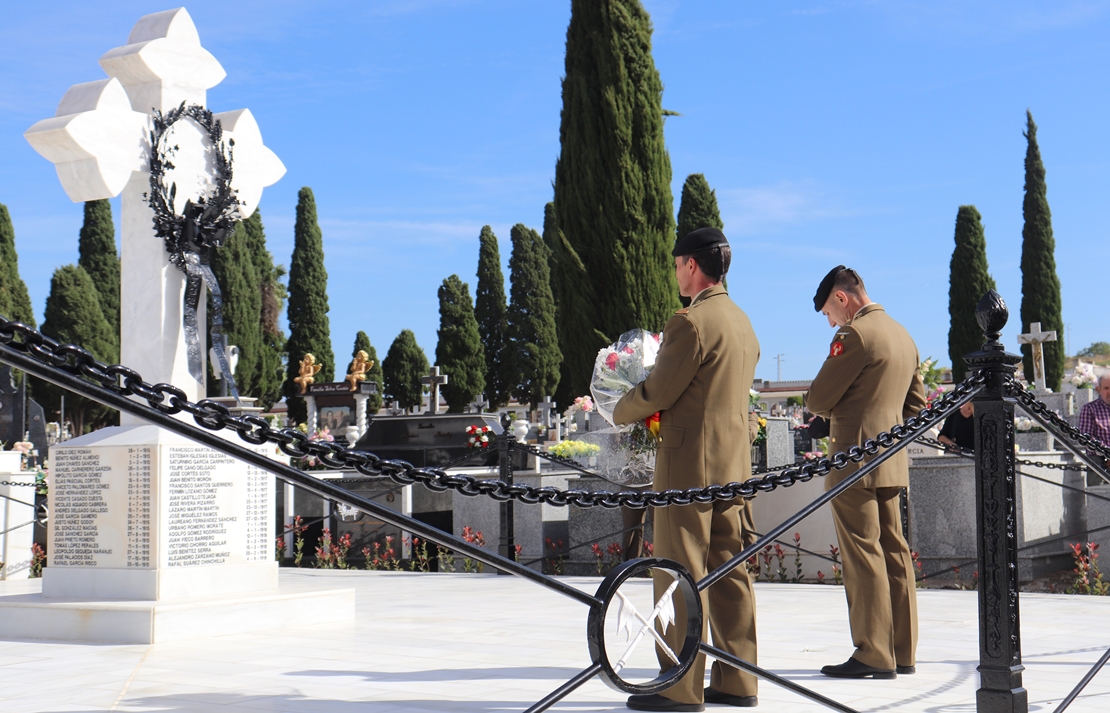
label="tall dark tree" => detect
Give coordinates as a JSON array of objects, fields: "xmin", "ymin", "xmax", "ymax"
[
  {"xmin": 675, "ymin": 173, "xmax": 724, "ymax": 240},
  {"xmin": 948, "ymin": 206, "xmax": 996, "ymax": 383},
  {"xmin": 675, "ymin": 173, "xmax": 725, "ymax": 303},
  {"xmin": 543, "ymin": 201, "xmax": 592, "ymax": 407},
  {"xmin": 474, "ymin": 226, "xmax": 510, "ymax": 409},
  {"xmin": 39, "ymin": 265, "xmax": 115, "ymax": 434},
  {"xmin": 436, "ymin": 275, "xmax": 485, "ymax": 413},
  {"xmin": 209, "ymin": 209, "xmax": 286, "ymax": 409},
  {"xmin": 382, "ymin": 329, "xmax": 429, "ymax": 411},
  {"xmin": 507, "ymin": 224, "xmax": 561, "ymax": 407},
  {"xmin": 209, "ymin": 211, "xmax": 262, "ymax": 398},
  {"xmin": 1019, "ymin": 111, "xmax": 1065, "ymax": 390},
  {"xmin": 77, "ymin": 199, "xmax": 120, "ymax": 343},
  {"xmin": 284, "ymin": 188, "xmax": 334, "ymax": 424},
  {"xmin": 552, "ymin": 0, "xmax": 679, "ymax": 399},
  {"xmin": 349, "ymin": 331, "xmax": 383, "ymax": 413},
  {"xmin": 0, "ymin": 203, "xmax": 36, "ymax": 326},
  {"xmin": 239, "ymin": 209, "xmax": 287, "ymax": 411}
]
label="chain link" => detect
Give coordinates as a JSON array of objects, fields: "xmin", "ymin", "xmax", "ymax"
[
  {"xmin": 0, "ymin": 480, "xmax": 37, "ymax": 487},
  {"xmin": 0, "ymin": 316, "xmax": 983, "ymax": 509},
  {"xmin": 914, "ymin": 435, "xmax": 1089, "ymax": 471},
  {"xmin": 1006, "ymin": 377, "xmax": 1110, "ymax": 463}
]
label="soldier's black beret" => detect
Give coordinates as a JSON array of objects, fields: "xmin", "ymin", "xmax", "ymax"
[
  {"xmin": 813, "ymin": 265, "xmax": 847, "ymax": 312},
  {"xmin": 672, "ymin": 227, "xmax": 728, "ymax": 257}
]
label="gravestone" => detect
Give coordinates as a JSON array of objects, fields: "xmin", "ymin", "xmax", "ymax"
[
  {"xmin": 0, "ymin": 366, "xmax": 48, "ymax": 459},
  {"xmin": 421, "ymin": 366, "xmax": 448, "ymax": 415},
  {"xmin": 1018, "ymin": 322, "xmax": 1057, "ymax": 393},
  {"xmin": 2, "ymin": 8, "xmax": 353, "ymax": 644}
]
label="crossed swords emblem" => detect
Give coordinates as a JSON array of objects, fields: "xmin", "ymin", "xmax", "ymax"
[{"xmin": 611, "ymin": 575, "xmax": 682, "ymax": 674}]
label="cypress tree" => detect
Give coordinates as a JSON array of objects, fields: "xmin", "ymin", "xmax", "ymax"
[
  {"xmin": 553, "ymin": 0, "xmax": 679, "ymax": 398},
  {"xmin": 436, "ymin": 275, "xmax": 486, "ymax": 413},
  {"xmin": 239, "ymin": 210, "xmax": 288, "ymax": 411},
  {"xmin": 208, "ymin": 211, "xmax": 262, "ymax": 397},
  {"xmin": 544, "ymin": 201, "xmax": 593, "ymax": 407},
  {"xmin": 675, "ymin": 173, "xmax": 724, "ymax": 240},
  {"xmin": 382, "ymin": 329, "xmax": 429, "ymax": 411},
  {"xmin": 0, "ymin": 203, "xmax": 36, "ymax": 326},
  {"xmin": 675, "ymin": 173, "xmax": 725, "ymax": 303},
  {"xmin": 285, "ymin": 188, "xmax": 334, "ymax": 424},
  {"xmin": 1019, "ymin": 111, "xmax": 1065, "ymax": 390},
  {"xmin": 77, "ymin": 199, "xmax": 120, "ymax": 344},
  {"xmin": 39, "ymin": 265, "xmax": 115, "ymax": 434},
  {"xmin": 948, "ymin": 206, "xmax": 996, "ymax": 383},
  {"xmin": 349, "ymin": 331, "xmax": 383, "ymax": 413},
  {"xmin": 507, "ymin": 224, "xmax": 561, "ymax": 407},
  {"xmin": 474, "ymin": 226, "xmax": 510, "ymax": 409}
]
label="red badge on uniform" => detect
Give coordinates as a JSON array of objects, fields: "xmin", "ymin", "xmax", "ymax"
[{"xmin": 830, "ymin": 342, "xmax": 844, "ymax": 357}]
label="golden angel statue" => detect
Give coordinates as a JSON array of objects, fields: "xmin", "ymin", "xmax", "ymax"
[
  {"xmin": 294, "ymin": 353, "xmax": 323, "ymax": 394},
  {"xmin": 346, "ymin": 350, "xmax": 374, "ymax": 392}
]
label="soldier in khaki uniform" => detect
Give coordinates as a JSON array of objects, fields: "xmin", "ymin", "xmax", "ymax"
[
  {"xmin": 805, "ymin": 266, "xmax": 927, "ymax": 679},
  {"xmin": 615, "ymin": 227, "xmax": 760, "ymax": 712}
]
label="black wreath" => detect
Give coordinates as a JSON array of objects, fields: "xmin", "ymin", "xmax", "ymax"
[
  {"xmin": 146, "ymin": 102, "xmax": 241, "ymax": 265},
  {"xmin": 144, "ymin": 102, "xmax": 243, "ymax": 400}
]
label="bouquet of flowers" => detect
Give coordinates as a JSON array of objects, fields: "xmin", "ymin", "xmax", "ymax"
[
  {"xmin": 466, "ymin": 424, "xmax": 493, "ymax": 449},
  {"xmin": 1072, "ymin": 362, "xmax": 1098, "ymax": 390},
  {"xmin": 589, "ymin": 329, "xmax": 663, "ymax": 486},
  {"xmin": 592, "ymin": 329, "xmax": 662, "ymax": 425}
]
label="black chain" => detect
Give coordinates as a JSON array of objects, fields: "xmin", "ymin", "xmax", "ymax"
[
  {"xmin": 1007, "ymin": 378, "xmax": 1110, "ymax": 462},
  {"xmin": 914, "ymin": 435, "xmax": 1089, "ymax": 471},
  {"xmin": 0, "ymin": 480, "xmax": 37, "ymax": 487},
  {"xmin": 0, "ymin": 316, "xmax": 982, "ymax": 509}
]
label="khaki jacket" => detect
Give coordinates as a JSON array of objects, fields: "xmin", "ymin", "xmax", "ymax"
[
  {"xmin": 805, "ymin": 303, "xmax": 927, "ymax": 490},
  {"xmin": 614, "ymin": 285, "xmax": 760, "ymax": 490}
]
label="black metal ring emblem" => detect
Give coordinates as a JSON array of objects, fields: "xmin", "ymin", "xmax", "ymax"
[{"xmin": 588, "ymin": 557, "xmax": 702, "ymax": 694}]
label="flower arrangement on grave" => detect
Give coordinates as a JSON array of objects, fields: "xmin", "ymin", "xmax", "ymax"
[
  {"xmin": 749, "ymin": 388, "xmax": 762, "ymax": 410},
  {"xmin": 465, "ymin": 424, "xmax": 493, "ymax": 449},
  {"xmin": 1071, "ymin": 362, "xmax": 1098, "ymax": 390},
  {"xmin": 548, "ymin": 440, "xmax": 601, "ymax": 460},
  {"xmin": 1015, "ymin": 416, "xmax": 1043, "ymax": 433},
  {"xmin": 569, "ymin": 395, "xmax": 594, "ymax": 413},
  {"xmin": 589, "ymin": 329, "xmax": 663, "ymax": 485},
  {"xmin": 918, "ymin": 357, "xmax": 946, "ymax": 405},
  {"xmin": 752, "ymin": 416, "xmax": 769, "ymax": 447}
]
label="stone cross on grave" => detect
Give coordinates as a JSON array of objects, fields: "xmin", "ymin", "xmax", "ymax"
[
  {"xmin": 24, "ymin": 7, "xmax": 285, "ymax": 418},
  {"xmin": 1018, "ymin": 321, "xmax": 1058, "ymax": 392},
  {"xmin": 469, "ymin": 394, "xmax": 489, "ymax": 414},
  {"xmin": 421, "ymin": 366, "xmax": 448, "ymax": 415},
  {"xmin": 538, "ymin": 395, "xmax": 556, "ymax": 429}
]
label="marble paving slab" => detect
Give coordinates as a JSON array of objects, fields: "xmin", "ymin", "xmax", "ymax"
[{"xmin": 1, "ymin": 569, "xmax": 1108, "ymax": 712}]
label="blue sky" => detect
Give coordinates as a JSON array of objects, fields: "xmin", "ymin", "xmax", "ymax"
[{"xmin": 2, "ymin": 1, "xmax": 1109, "ymax": 392}]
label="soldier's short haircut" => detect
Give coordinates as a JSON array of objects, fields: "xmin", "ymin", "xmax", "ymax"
[
  {"xmin": 831, "ymin": 267, "xmax": 866, "ymax": 297},
  {"xmin": 686, "ymin": 245, "xmax": 731, "ymax": 282}
]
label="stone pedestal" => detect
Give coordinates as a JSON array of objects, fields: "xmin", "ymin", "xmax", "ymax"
[{"xmin": 0, "ymin": 425, "xmax": 354, "ymax": 643}]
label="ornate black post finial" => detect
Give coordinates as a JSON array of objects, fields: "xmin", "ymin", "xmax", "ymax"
[{"xmin": 975, "ymin": 289, "xmax": 1009, "ymax": 352}]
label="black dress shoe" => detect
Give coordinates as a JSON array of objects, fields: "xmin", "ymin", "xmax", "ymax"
[
  {"xmin": 704, "ymin": 687, "xmax": 758, "ymax": 706},
  {"xmin": 896, "ymin": 665, "xmax": 915, "ymax": 674},
  {"xmin": 627, "ymin": 693, "xmax": 705, "ymax": 712},
  {"xmin": 820, "ymin": 657, "xmax": 897, "ymax": 679}
]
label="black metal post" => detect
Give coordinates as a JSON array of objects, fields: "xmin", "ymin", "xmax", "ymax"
[
  {"xmin": 498, "ymin": 434, "xmax": 516, "ymax": 569},
  {"xmin": 965, "ymin": 290, "xmax": 1028, "ymax": 713}
]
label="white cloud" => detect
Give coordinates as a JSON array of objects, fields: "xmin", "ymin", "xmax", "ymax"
[{"xmin": 717, "ymin": 180, "xmax": 870, "ymax": 235}]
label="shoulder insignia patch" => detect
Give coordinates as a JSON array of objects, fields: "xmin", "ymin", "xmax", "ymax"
[
  {"xmin": 675, "ymin": 308, "xmax": 689, "ymax": 315},
  {"xmin": 836, "ymin": 331, "xmax": 851, "ymax": 339},
  {"xmin": 830, "ymin": 342, "xmax": 845, "ymax": 357}
]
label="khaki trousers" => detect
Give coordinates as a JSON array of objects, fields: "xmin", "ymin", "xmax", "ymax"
[
  {"xmin": 830, "ymin": 485, "xmax": 917, "ymax": 669},
  {"xmin": 654, "ymin": 499, "xmax": 758, "ymax": 704}
]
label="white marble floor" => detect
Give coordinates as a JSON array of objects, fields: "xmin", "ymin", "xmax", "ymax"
[{"xmin": 1, "ymin": 570, "xmax": 1109, "ymax": 712}]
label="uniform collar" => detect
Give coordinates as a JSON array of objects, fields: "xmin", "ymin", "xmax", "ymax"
[
  {"xmin": 690, "ymin": 283, "xmax": 726, "ymax": 307},
  {"xmin": 847, "ymin": 302, "xmax": 883, "ymax": 325}
]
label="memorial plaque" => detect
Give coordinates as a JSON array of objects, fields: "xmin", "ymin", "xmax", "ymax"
[{"xmin": 46, "ymin": 425, "xmax": 277, "ymax": 600}]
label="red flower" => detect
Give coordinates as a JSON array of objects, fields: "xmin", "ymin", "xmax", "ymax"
[{"xmin": 605, "ymin": 352, "xmax": 620, "ymax": 370}]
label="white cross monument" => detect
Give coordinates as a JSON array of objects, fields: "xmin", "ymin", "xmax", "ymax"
[
  {"xmin": 3, "ymin": 8, "xmax": 353, "ymax": 645},
  {"xmin": 1018, "ymin": 321, "xmax": 1058, "ymax": 393},
  {"xmin": 422, "ymin": 365, "xmax": 448, "ymax": 415}
]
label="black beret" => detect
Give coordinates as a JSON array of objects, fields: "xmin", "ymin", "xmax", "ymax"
[
  {"xmin": 813, "ymin": 265, "xmax": 847, "ymax": 312},
  {"xmin": 672, "ymin": 227, "xmax": 728, "ymax": 257}
]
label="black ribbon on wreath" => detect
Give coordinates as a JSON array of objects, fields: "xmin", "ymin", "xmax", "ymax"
[{"xmin": 145, "ymin": 102, "xmax": 242, "ymax": 402}]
